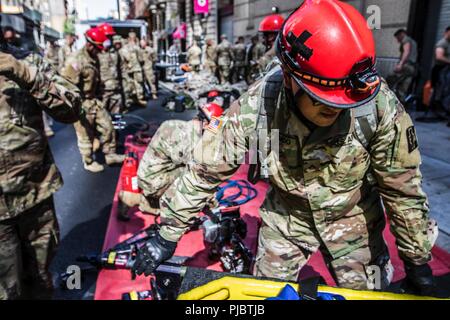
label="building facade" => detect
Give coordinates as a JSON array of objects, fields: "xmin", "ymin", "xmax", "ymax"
[
  {"xmin": 0, "ymin": 0, "xmax": 68, "ymax": 48},
  {"xmin": 126, "ymin": 0, "xmax": 449, "ymax": 84}
]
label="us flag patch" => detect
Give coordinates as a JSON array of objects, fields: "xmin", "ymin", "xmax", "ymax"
[{"xmin": 207, "ymin": 116, "xmax": 223, "ymax": 133}]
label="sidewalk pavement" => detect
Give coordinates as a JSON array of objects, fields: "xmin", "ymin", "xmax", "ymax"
[{"xmin": 412, "ymin": 112, "xmax": 450, "ymax": 252}]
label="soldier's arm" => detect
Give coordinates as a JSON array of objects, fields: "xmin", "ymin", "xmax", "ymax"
[
  {"xmin": 119, "ymin": 50, "xmax": 131, "ymax": 80},
  {"xmin": 158, "ymin": 89, "xmax": 260, "ymax": 242},
  {"xmin": 29, "ymin": 55, "xmax": 82, "ymax": 123},
  {"xmin": 370, "ymin": 84, "xmax": 431, "ymax": 265},
  {"xmin": 399, "ymin": 42, "xmax": 412, "ymax": 67},
  {"xmin": 151, "ymin": 49, "xmax": 157, "ymax": 63},
  {"xmin": 138, "ymin": 121, "xmax": 187, "ymax": 199}
]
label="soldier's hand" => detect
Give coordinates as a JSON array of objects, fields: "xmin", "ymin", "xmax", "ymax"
[
  {"xmin": 394, "ymin": 63, "xmax": 404, "ymax": 73},
  {"xmin": 0, "ymin": 52, "xmax": 34, "ymax": 88},
  {"xmin": 132, "ymin": 232, "xmax": 177, "ymax": 276}
]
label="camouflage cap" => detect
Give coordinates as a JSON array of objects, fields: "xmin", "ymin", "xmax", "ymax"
[{"xmin": 113, "ymin": 35, "xmax": 123, "ymax": 44}]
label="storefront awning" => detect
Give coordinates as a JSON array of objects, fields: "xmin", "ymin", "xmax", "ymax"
[
  {"xmin": 44, "ymin": 26, "xmax": 61, "ymax": 40},
  {"xmin": 0, "ymin": 14, "xmax": 26, "ymax": 33}
]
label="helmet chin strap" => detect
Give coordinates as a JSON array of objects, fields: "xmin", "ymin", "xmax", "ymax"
[{"xmin": 283, "ymin": 72, "xmax": 304, "ymax": 100}]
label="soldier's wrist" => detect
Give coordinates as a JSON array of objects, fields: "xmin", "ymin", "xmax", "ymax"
[
  {"xmin": 159, "ymin": 225, "xmax": 184, "ymax": 243},
  {"xmin": 15, "ymin": 61, "xmax": 37, "ymax": 90}
]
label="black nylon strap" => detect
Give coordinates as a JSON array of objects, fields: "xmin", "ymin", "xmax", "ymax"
[{"xmin": 298, "ymin": 277, "xmax": 321, "ymax": 300}]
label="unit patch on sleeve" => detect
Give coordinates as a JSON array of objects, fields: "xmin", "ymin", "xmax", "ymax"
[{"xmin": 406, "ymin": 126, "xmax": 418, "ymax": 153}]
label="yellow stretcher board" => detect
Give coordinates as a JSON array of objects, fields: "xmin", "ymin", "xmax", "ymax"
[{"xmin": 177, "ymin": 276, "xmax": 447, "ymax": 300}]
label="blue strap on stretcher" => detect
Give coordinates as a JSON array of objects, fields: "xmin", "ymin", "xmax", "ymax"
[
  {"xmin": 215, "ymin": 180, "xmax": 258, "ymax": 207},
  {"xmin": 267, "ymin": 285, "xmax": 346, "ymax": 301}
]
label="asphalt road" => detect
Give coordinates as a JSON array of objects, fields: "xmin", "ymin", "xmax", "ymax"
[{"xmin": 49, "ymin": 90, "xmax": 196, "ymax": 299}]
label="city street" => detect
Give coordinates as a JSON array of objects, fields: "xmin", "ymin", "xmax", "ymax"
[{"xmin": 412, "ymin": 113, "xmax": 450, "ymax": 251}]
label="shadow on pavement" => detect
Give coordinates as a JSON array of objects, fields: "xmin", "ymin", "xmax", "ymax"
[{"xmin": 51, "ymin": 204, "xmax": 112, "ymax": 300}]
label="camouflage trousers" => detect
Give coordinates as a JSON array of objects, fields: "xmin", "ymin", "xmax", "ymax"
[
  {"xmin": 0, "ymin": 197, "xmax": 59, "ymax": 300},
  {"xmin": 103, "ymin": 90, "xmax": 123, "ymax": 114},
  {"xmin": 143, "ymin": 67, "xmax": 158, "ymax": 96},
  {"xmin": 218, "ymin": 65, "xmax": 231, "ymax": 84},
  {"xmin": 204, "ymin": 61, "xmax": 217, "ymax": 77},
  {"xmin": 386, "ymin": 63, "xmax": 416, "ymax": 103},
  {"xmin": 74, "ymin": 99, "xmax": 117, "ymax": 164},
  {"xmin": 131, "ymin": 71, "xmax": 145, "ymax": 101},
  {"xmin": 122, "ymin": 78, "xmax": 134, "ymax": 110},
  {"xmin": 253, "ymin": 222, "xmax": 394, "ymax": 291},
  {"xmin": 232, "ymin": 65, "xmax": 246, "ymax": 83}
]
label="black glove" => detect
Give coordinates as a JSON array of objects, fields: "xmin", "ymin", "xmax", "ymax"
[
  {"xmin": 132, "ymin": 232, "xmax": 177, "ymax": 276},
  {"xmin": 404, "ymin": 261, "xmax": 437, "ymax": 297}
]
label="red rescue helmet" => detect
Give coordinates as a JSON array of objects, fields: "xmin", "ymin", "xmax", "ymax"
[
  {"xmin": 276, "ymin": 0, "xmax": 381, "ymax": 108},
  {"xmin": 98, "ymin": 23, "xmax": 116, "ymax": 36},
  {"xmin": 200, "ymin": 103, "xmax": 224, "ymax": 121},
  {"xmin": 207, "ymin": 90, "xmax": 220, "ymax": 98},
  {"xmin": 85, "ymin": 27, "xmax": 109, "ymax": 50},
  {"xmin": 259, "ymin": 14, "xmax": 285, "ymax": 33}
]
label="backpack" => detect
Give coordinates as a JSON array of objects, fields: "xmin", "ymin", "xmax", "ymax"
[{"xmin": 248, "ymin": 66, "xmax": 379, "ymax": 183}]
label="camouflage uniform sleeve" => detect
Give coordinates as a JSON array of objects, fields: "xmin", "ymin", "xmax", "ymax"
[
  {"xmin": 158, "ymin": 86, "xmax": 261, "ymax": 242},
  {"xmin": 151, "ymin": 49, "xmax": 157, "ymax": 63},
  {"xmin": 119, "ymin": 49, "xmax": 131, "ymax": 81},
  {"xmin": 138, "ymin": 121, "xmax": 189, "ymax": 199},
  {"xmin": 370, "ymin": 83, "xmax": 431, "ymax": 265},
  {"xmin": 230, "ymin": 46, "xmax": 235, "ymax": 62},
  {"xmin": 27, "ymin": 54, "xmax": 82, "ymax": 124},
  {"xmin": 60, "ymin": 55, "xmax": 81, "ymax": 86}
]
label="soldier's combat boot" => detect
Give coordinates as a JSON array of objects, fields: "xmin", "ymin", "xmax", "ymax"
[
  {"xmin": 138, "ymin": 99, "xmax": 147, "ymax": 108},
  {"xmin": 119, "ymin": 191, "xmax": 141, "ymax": 207},
  {"xmin": 105, "ymin": 153, "xmax": 126, "ymax": 165},
  {"xmin": 84, "ymin": 161, "xmax": 105, "ymax": 173}
]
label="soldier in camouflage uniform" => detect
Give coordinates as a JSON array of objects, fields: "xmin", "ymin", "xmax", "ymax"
[
  {"xmin": 140, "ymin": 38, "xmax": 158, "ymax": 100},
  {"xmin": 113, "ymin": 36, "xmax": 133, "ymax": 111},
  {"xmin": 58, "ymin": 32, "xmax": 76, "ymax": 72},
  {"xmin": 61, "ymin": 27, "xmax": 125, "ymax": 173},
  {"xmin": 248, "ymin": 35, "xmax": 267, "ymax": 84},
  {"xmin": 119, "ymin": 104, "xmax": 224, "ymax": 215},
  {"xmin": 204, "ymin": 38, "xmax": 217, "ymax": 77},
  {"xmin": 121, "ymin": 32, "xmax": 146, "ymax": 107},
  {"xmin": 215, "ymin": 34, "xmax": 234, "ymax": 84},
  {"xmin": 98, "ymin": 23, "xmax": 124, "ymax": 114},
  {"xmin": 132, "ymin": 1, "xmax": 439, "ymax": 297},
  {"xmin": 255, "ymin": 14, "xmax": 284, "ymax": 78},
  {"xmin": 0, "ymin": 49, "xmax": 82, "ymax": 299},
  {"xmin": 187, "ymin": 39, "xmax": 202, "ymax": 73},
  {"xmin": 99, "ymin": 43, "xmax": 124, "ymax": 114},
  {"xmin": 232, "ymin": 36, "xmax": 247, "ymax": 83},
  {"xmin": 386, "ymin": 29, "xmax": 418, "ymax": 103}
]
